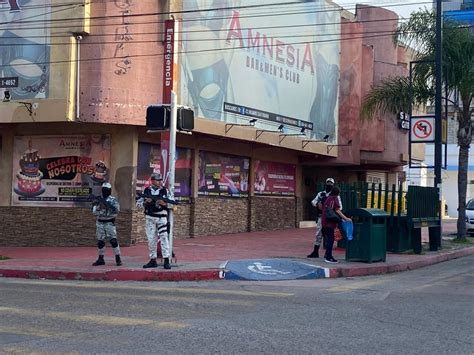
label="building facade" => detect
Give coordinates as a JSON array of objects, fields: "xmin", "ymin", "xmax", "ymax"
[{"xmin": 0, "ymin": 0, "xmax": 413, "ymax": 246}]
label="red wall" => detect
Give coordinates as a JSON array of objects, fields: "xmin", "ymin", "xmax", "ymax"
[
  {"xmin": 337, "ymin": 6, "xmax": 410, "ymax": 168},
  {"xmin": 79, "ymin": 1, "xmax": 164, "ymax": 125}
]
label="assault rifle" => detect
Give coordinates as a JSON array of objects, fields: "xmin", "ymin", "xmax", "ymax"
[
  {"xmin": 136, "ymin": 192, "xmax": 179, "ymax": 205},
  {"xmin": 89, "ymin": 194, "xmax": 118, "ymax": 213}
]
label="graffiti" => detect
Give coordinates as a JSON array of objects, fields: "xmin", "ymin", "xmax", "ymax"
[
  {"xmin": 113, "ymin": 0, "xmax": 133, "ymax": 75},
  {"xmin": 22, "ymin": 66, "xmax": 48, "ymax": 93}
]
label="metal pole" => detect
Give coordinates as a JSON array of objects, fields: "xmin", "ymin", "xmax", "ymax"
[
  {"xmin": 433, "ymin": 0, "xmax": 443, "ymax": 250},
  {"xmin": 168, "ymin": 91, "xmax": 177, "ymax": 258}
]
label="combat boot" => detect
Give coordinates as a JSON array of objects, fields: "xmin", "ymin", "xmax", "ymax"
[
  {"xmin": 163, "ymin": 257, "xmax": 171, "ymax": 270},
  {"xmin": 92, "ymin": 255, "xmax": 105, "ymax": 266},
  {"xmin": 115, "ymin": 255, "xmax": 122, "ymax": 266},
  {"xmin": 143, "ymin": 258, "xmax": 158, "ymax": 268},
  {"xmin": 307, "ymin": 245, "xmax": 319, "ymax": 258}
]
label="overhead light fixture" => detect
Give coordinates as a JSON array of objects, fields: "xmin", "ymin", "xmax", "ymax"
[
  {"xmin": 3, "ymin": 90, "xmax": 11, "ymax": 102},
  {"xmin": 256, "ymin": 128, "xmax": 280, "ymax": 139},
  {"xmin": 327, "ymin": 139, "xmax": 352, "ymax": 153},
  {"xmin": 225, "ymin": 118, "xmax": 258, "ymax": 134},
  {"xmin": 301, "ymin": 134, "xmax": 330, "ymax": 148},
  {"xmin": 279, "ymin": 126, "xmax": 308, "ymax": 144}
]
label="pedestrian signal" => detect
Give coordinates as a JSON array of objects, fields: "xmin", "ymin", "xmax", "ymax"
[
  {"xmin": 146, "ymin": 105, "xmax": 170, "ymax": 130},
  {"xmin": 178, "ymin": 107, "xmax": 194, "ymax": 131}
]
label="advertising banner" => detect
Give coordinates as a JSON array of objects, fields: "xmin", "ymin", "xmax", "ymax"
[
  {"xmin": 0, "ymin": 0, "xmax": 51, "ymax": 99},
  {"xmin": 180, "ymin": 0, "xmax": 340, "ymax": 140},
  {"xmin": 198, "ymin": 151, "xmax": 249, "ymax": 197},
  {"xmin": 12, "ymin": 135, "xmax": 111, "ymax": 206},
  {"xmin": 136, "ymin": 142, "xmax": 192, "ymax": 200},
  {"xmin": 254, "ymin": 160, "xmax": 296, "ymax": 196}
]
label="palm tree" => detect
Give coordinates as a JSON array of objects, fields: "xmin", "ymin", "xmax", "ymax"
[{"xmin": 361, "ymin": 9, "xmax": 474, "ymax": 240}]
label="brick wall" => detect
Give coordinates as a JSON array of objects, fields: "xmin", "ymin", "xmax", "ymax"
[
  {"xmin": 0, "ymin": 197, "xmax": 300, "ymax": 246},
  {"xmin": 192, "ymin": 197, "xmax": 249, "ymax": 236},
  {"xmin": 251, "ymin": 197, "xmax": 296, "ymax": 231},
  {"xmin": 0, "ymin": 207, "xmax": 133, "ymax": 247}
]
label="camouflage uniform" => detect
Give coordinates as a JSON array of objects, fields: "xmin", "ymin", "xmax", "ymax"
[
  {"xmin": 92, "ymin": 195, "xmax": 121, "ymax": 257},
  {"xmin": 136, "ymin": 186, "xmax": 170, "ymax": 260}
]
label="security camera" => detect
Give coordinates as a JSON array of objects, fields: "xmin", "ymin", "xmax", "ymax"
[
  {"xmin": 75, "ymin": 34, "xmax": 83, "ymax": 40},
  {"xmin": 32, "ymin": 103, "xmax": 39, "ymax": 110}
]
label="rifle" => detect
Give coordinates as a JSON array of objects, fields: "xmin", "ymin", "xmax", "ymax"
[
  {"xmin": 89, "ymin": 194, "xmax": 118, "ymax": 213},
  {"xmin": 136, "ymin": 192, "xmax": 179, "ymax": 205}
]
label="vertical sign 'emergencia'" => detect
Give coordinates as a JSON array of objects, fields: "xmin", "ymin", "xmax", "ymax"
[{"xmin": 162, "ymin": 19, "xmax": 175, "ymax": 105}]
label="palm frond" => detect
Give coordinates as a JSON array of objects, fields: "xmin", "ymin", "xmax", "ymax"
[{"xmin": 360, "ymin": 77, "xmax": 411, "ymax": 120}]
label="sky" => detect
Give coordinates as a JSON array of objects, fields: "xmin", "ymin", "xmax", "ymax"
[{"xmin": 334, "ymin": 0, "xmax": 433, "ymax": 18}]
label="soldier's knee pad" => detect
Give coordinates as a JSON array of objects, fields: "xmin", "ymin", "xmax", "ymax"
[
  {"xmin": 98, "ymin": 240, "xmax": 106, "ymax": 249},
  {"xmin": 110, "ymin": 238, "xmax": 119, "ymax": 248}
]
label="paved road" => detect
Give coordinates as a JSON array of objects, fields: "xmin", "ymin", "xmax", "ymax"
[{"xmin": 1, "ymin": 255, "xmax": 473, "ymax": 354}]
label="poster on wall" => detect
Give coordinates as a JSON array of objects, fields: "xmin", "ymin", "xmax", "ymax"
[
  {"xmin": 0, "ymin": 0, "xmax": 51, "ymax": 100},
  {"xmin": 179, "ymin": 0, "xmax": 340, "ymax": 141},
  {"xmin": 198, "ymin": 151, "xmax": 249, "ymax": 197},
  {"xmin": 254, "ymin": 160, "xmax": 296, "ymax": 196},
  {"xmin": 136, "ymin": 142, "xmax": 192, "ymax": 201},
  {"xmin": 12, "ymin": 135, "xmax": 111, "ymax": 206}
]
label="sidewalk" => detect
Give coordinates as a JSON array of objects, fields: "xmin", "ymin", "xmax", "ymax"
[{"xmin": 0, "ymin": 222, "xmax": 472, "ymax": 282}]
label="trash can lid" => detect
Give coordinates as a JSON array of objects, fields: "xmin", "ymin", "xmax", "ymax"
[{"xmin": 347, "ymin": 208, "xmax": 390, "ymax": 217}]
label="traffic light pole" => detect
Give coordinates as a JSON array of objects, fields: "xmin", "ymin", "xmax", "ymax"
[
  {"xmin": 168, "ymin": 91, "xmax": 177, "ymax": 258},
  {"xmin": 433, "ymin": 0, "xmax": 443, "ymax": 250}
]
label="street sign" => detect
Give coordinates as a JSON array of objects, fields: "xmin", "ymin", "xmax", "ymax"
[
  {"xmin": 411, "ymin": 116, "xmax": 435, "ymax": 142},
  {"xmin": 398, "ymin": 112, "xmax": 410, "ymax": 130}
]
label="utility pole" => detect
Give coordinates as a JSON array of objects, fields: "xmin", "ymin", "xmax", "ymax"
[
  {"xmin": 168, "ymin": 91, "xmax": 177, "ymax": 258},
  {"xmin": 433, "ymin": 0, "xmax": 443, "ymax": 251}
]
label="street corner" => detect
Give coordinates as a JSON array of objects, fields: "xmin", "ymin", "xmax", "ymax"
[{"xmin": 221, "ymin": 258, "xmax": 329, "ymax": 281}]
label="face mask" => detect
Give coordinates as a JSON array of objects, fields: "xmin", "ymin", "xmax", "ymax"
[
  {"xmin": 102, "ymin": 188, "xmax": 111, "ymax": 198},
  {"xmin": 325, "ymin": 184, "xmax": 333, "ymax": 193}
]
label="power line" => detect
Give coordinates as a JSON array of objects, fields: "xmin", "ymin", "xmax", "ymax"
[
  {"xmin": 0, "ymin": 30, "xmax": 436, "ymax": 69},
  {"xmin": 0, "ymin": 1, "xmax": 431, "ymax": 31},
  {"xmin": 0, "ymin": 1, "xmax": 330, "ymax": 26},
  {"xmin": 0, "ymin": 28, "xmax": 415, "ymax": 47},
  {"xmin": 1, "ymin": 20, "xmax": 469, "ymax": 48},
  {"xmin": 0, "ymin": 17, "xmax": 409, "ymax": 40}
]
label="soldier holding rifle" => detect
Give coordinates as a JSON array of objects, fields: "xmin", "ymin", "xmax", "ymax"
[
  {"xmin": 90, "ymin": 182, "xmax": 122, "ymax": 266},
  {"xmin": 136, "ymin": 173, "xmax": 174, "ymax": 269}
]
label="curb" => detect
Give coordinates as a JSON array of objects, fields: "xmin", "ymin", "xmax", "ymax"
[
  {"xmin": 0, "ymin": 268, "xmax": 223, "ymax": 282},
  {"xmin": 0, "ymin": 246, "xmax": 472, "ymax": 282},
  {"xmin": 328, "ymin": 246, "xmax": 474, "ymax": 278}
]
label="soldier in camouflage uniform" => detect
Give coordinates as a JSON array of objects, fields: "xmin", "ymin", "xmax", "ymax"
[
  {"xmin": 136, "ymin": 173, "xmax": 171, "ymax": 269},
  {"xmin": 91, "ymin": 182, "xmax": 122, "ymax": 266}
]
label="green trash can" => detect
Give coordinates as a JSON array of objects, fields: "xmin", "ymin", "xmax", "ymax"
[
  {"xmin": 345, "ymin": 208, "xmax": 389, "ymax": 263},
  {"xmin": 386, "ymin": 215, "xmax": 411, "ymax": 252}
]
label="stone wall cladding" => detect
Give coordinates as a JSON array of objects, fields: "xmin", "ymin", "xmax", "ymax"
[
  {"xmin": 251, "ymin": 197, "xmax": 296, "ymax": 231},
  {"xmin": 193, "ymin": 197, "xmax": 248, "ymax": 236},
  {"xmin": 1, "ymin": 198, "xmax": 299, "ymax": 246},
  {"xmin": 0, "ymin": 207, "xmax": 133, "ymax": 247}
]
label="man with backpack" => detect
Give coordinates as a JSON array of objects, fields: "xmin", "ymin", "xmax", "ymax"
[{"xmin": 307, "ymin": 178, "xmax": 340, "ymax": 258}]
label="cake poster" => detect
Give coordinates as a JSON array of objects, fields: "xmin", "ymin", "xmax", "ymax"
[{"xmin": 11, "ymin": 135, "xmax": 111, "ymax": 207}]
